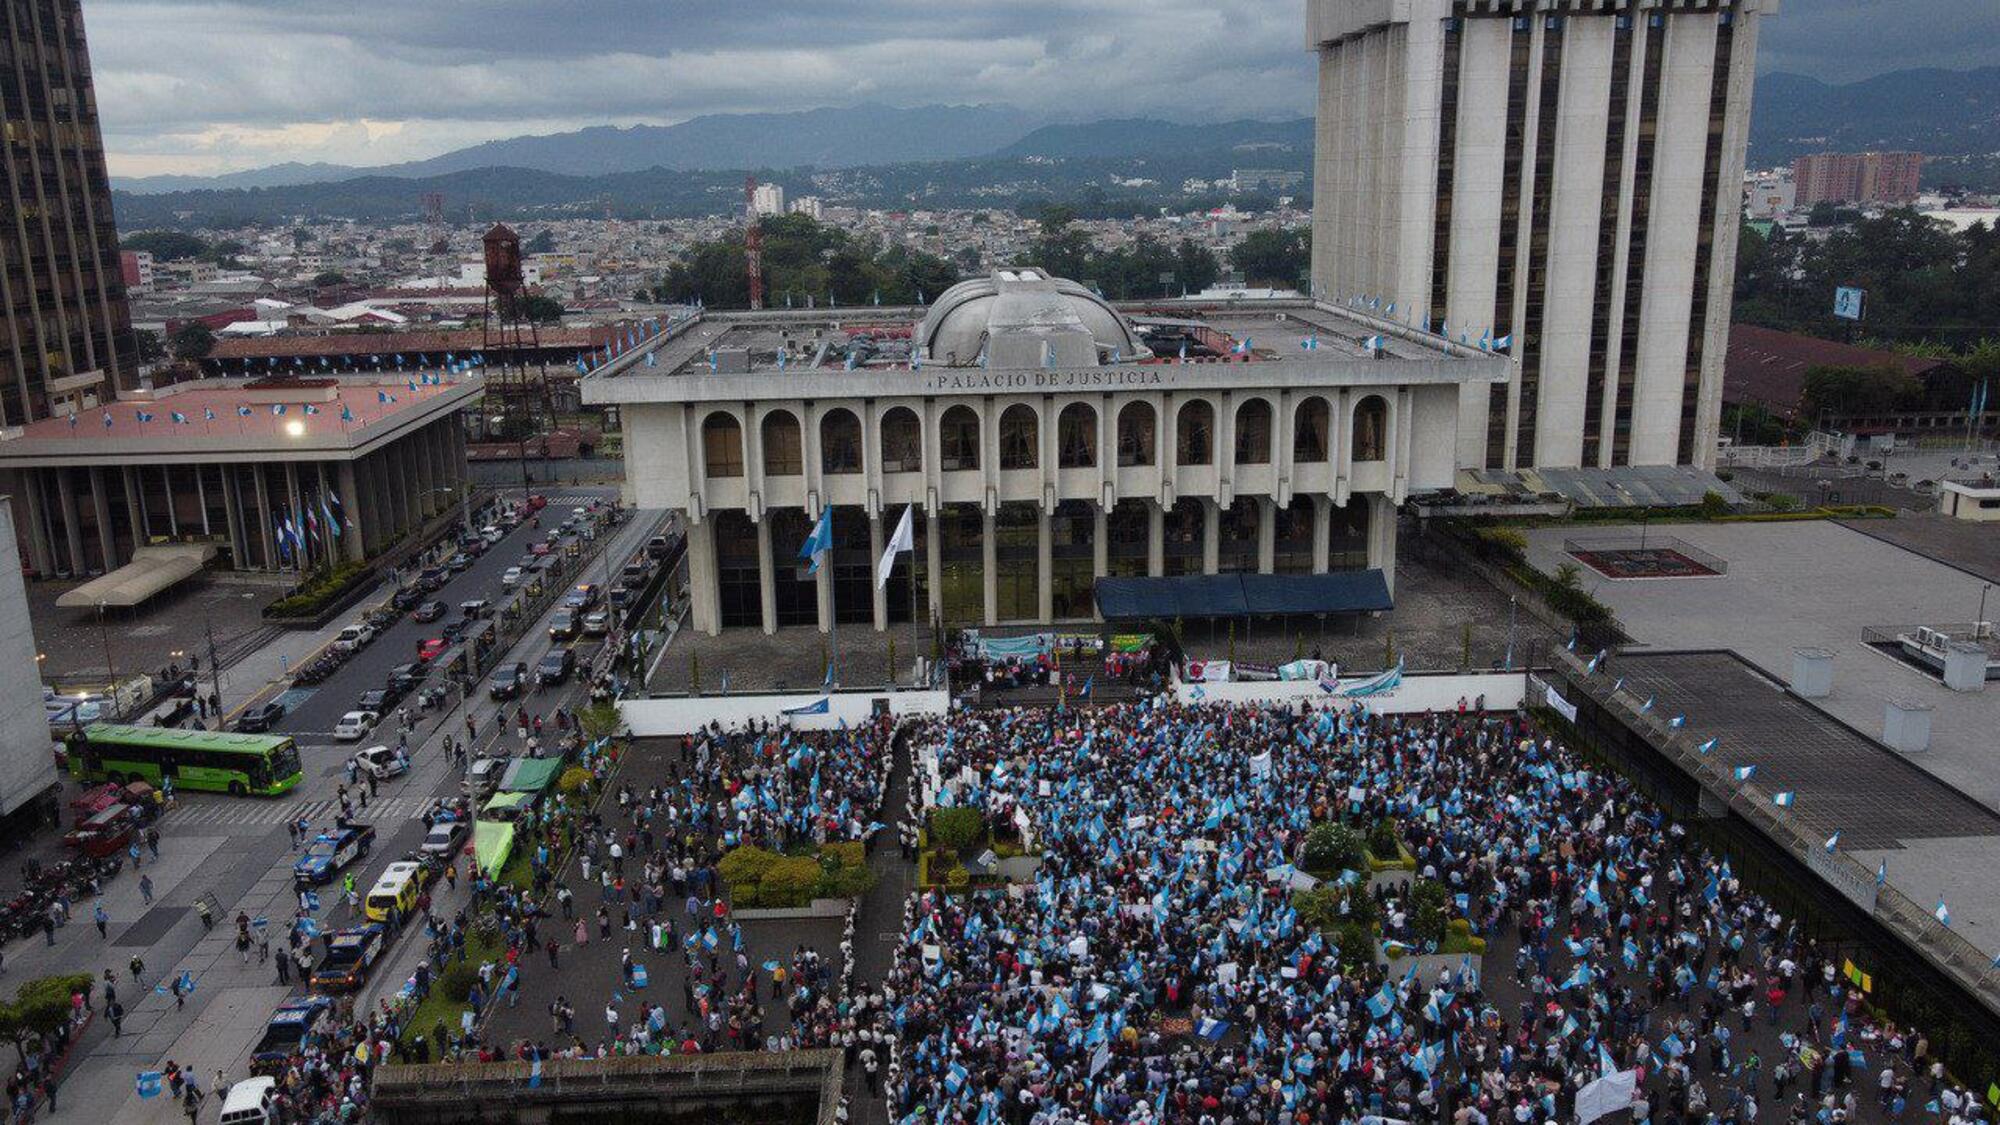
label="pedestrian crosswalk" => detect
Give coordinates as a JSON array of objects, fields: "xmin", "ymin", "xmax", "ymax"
[
  {"xmin": 542, "ymin": 493, "xmax": 604, "ymax": 508},
  {"xmin": 159, "ymin": 794, "xmax": 429, "ymax": 829}
]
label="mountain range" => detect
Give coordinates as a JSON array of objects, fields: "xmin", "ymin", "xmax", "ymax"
[{"xmin": 1746, "ymin": 65, "xmax": 2000, "ymax": 165}]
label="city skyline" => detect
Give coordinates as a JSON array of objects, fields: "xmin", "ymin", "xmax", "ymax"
[{"xmin": 86, "ymin": 0, "xmax": 2000, "ymax": 177}]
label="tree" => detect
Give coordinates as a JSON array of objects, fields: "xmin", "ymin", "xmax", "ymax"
[
  {"xmin": 524, "ymin": 230, "xmax": 556, "ymax": 254},
  {"xmin": 1302, "ymin": 822, "xmax": 1366, "ymax": 874},
  {"xmin": 1802, "ymin": 364, "xmax": 1912, "ymax": 419},
  {"xmin": 312, "ymin": 271, "xmax": 349, "ymax": 288},
  {"xmin": 120, "ymin": 231, "xmax": 208, "ymax": 262},
  {"xmin": 577, "ymin": 702, "xmax": 622, "ymax": 743},
  {"xmin": 1231, "ymin": 227, "xmax": 1311, "ymax": 288},
  {"xmin": 0, "ymin": 974, "xmax": 92, "ymax": 1062},
  {"xmin": 133, "ymin": 329, "xmax": 166, "ymax": 365},
  {"xmin": 1175, "ymin": 238, "xmax": 1222, "ymax": 293},
  {"xmin": 170, "ymin": 322, "xmax": 215, "ymax": 361},
  {"xmin": 519, "ymin": 294, "xmax": 565, "ymax": 323}
]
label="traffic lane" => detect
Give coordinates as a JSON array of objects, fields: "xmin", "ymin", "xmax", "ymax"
[{"xmin": 278, "ymin": 489, "xmax": 616, "ymax": 735}]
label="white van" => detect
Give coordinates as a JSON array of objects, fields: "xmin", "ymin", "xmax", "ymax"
[{"xmin": 219, "ymin": 1076, "xmax": 278, "ymax": 1125}]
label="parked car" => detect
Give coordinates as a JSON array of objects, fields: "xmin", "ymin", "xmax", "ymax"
[
  {"xmin": 333, "ymin": 711, "xmax": 378, "ymax": 741},
  {"xmin": 420, "ymin": 818, "xmax": 469, "ymax": 857},
  {"xmin": 444, "ymin": 552, "xmax": 475, "ymax": 573},
  {"xmin": 459, "ymin": 599, "xmax": 491, "ymax": 619},
  {"xmin": 528, "ymin": 540, "xmax": 553, "ymax": 557},
  {"xmin": 355, "ymin": 687, "xmax": 399, "ymax": 714},
  {"xmin": 525, "ymin": 494, "xmax": 547, "ymax": 512},
  {"xmin": 416, "ymin": 567, "xmax": 449, "ymax": 592},
  {"xmin": 391, "ymin": 587, "xmax": 426, "ymax": 612},
  {"xmin": 416, "ymin": 638, "xmax": 449, "ymax": 662},
  {"xmin": 250, "ymin": 996, "xmax": 334, "ymax": 1077},
  {"xmin": 562, "ymin": 584, "xmax": 598, "ymax": 610},
  {"xmin": 386, "ymin": 662, "xmax": 425, "ymax": 693},
  {"xmin": 480, "ymin": 526, "xmax": 505, "ymax": 545},
  {"xmin": 331, "ymin": 623, "xmax": 374, "ymax": 654},
  {"xmin": 646, "ymin": 535, "xmax": 671, "ymax": 559},
  {"xmin": 500, "ymin": 566, "xmax": 525, "ymax": 590},
  {"xmin": 488, "ymin": 661, "xmax": 529, "ymax": 700},
  {"xmin": 234, "ymin": 701, "xmax": 286, "ymax": 733},
  {"xmin": 352, "ymin": 745, "xmax": 408, "ymax": 780},
  {"xmin": 463, "ymin": 756, "xmax": 507, "ymax": 799},
  {"xmin": 413, "ymin": 600, "xmax": 448, "ymax": 623},
  {"xmin": 537, "ymin": 647, "xmax": 576, "ymax": 686},
  {"xmin": 582, "ymin": 609, "xmax": 610, "ymax": 637},
  {"xmin": 293, "ymin": 823, "xmax": 376, "ymax": 888}
]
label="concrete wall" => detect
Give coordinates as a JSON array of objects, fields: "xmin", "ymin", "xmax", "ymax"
[
  {"xmin": 621, "ymin": 689, "xmax": 950, "ymax": 737},
  {"xmin": 1170, "ymin": 670, "xmax": 1528, "ymax": 714},
  {"xmin": 0, "ymin": 500, "xmax": 58, "ymax": 817}
]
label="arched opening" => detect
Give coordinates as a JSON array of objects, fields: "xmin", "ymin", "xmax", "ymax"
[
  {"xmin": 1176, "ymin": 400, "xmax": 1214, "ymax": 466},
  {"xmin": 1293, "ymin": 397, "xmax": 1330, "ymax": 463},
  {"xmin": 701, "ymin": 412, "xmax": 743, "ymax": 477},
  {"xmin": 761, "ymin": 409, "xmax": 802, "ymax": 476},
  {"xmin": 1117, "ymin": 402, "xmax": 1156, "ymax": 467},
  {"xmin": 939, "ymin": 406, "xmax": 980, "ymax": 472},
  {"xmin": 714, "ymin": 509, "xmax": 759, "ymax": 627},
  {"xmin": 999, "ymin": 404, "xmax": 1039, "ymax": 470},
  {"xmin": 1057, "ymin": 403, "xmax": 1097, "ymax": 469},
  {"xmin": 1352, "ymin": 395, "xmax": 1388, "ymax": 462},
  {"xmin": 1234, "ymin": 398, "xmax": 1272, "ymax": 465},
  {"xmin": 820, "ymin": 408, "xmax": 861, "ymax": 474},
  {"xmin": 880, "ymin": 407, "xmax": 922, "ymax": 474}
]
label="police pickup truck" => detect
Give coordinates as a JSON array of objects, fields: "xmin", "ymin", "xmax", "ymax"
[
  {"xmin": 249, "ymin": 994, "xmax": 335, "ymax": 1076},
  {"xmin": 292, "ymin": 823, "xmax": 376, "ymax": 888}
]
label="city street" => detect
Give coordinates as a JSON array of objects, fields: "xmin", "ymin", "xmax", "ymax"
[{"xmin": 12, "ymin": 498, "xmax": 669, "ymax": 1125}]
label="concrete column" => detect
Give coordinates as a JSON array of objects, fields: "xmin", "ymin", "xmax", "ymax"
[
  {"xmin": 253, "ymin": 465, "xmax": 276, "ymax": 570},
  {"xmin": 19, "ymin": 470, "xmax": 55, "ymax": 577},
  {"xmin": 123, "ymin": 466, "xmax": 145, "ymax": 543},
  {"xmin": 686, "ymin": 517, "xmax": 720, "ymax": 637},
  {"xmin": 756, "ymin": 517, "xmax": 777, "ymax": 636},
  {"xmin": 56, "ymin": 469, "xmax": 84, "ymax": 575},
  {"xmin": 1368, "ymin": 494, "xmax": 1398, "ymax": 597},
  {"xmin": 869, "ymin": 510, "xmax": 888, "ymax": 632},
  {"xmin": 1311, "ymin": 495, "xmax": 1332, "ymax": 575},
  {"xmin": 88, "ymin": 467, "xmax": 115, "ymax": 572},
  {"xmin": 220, "ymin": 465, "xmax": 243, "ymax": 567},
  {"xmin": 1256, "ymin": 496, "xmax": 1276, "ymax": 574},
  {"xmin": 1200, "ymin": 498, "xmax": 1219, "ymax": 575},
  {"xmin": 336, "ymin": 462, "xmax": 366, "ymax": 562},
  {"xmin": 365, "ymin": 454, "xmax": 389, "ymax": 550},
  {"xmin": 925, "ymin": 507, "xmax": 942, "ymax": 627},
  {"xmin": 1147, "ymin": 499, "xmax": 1164, "ymax": 577},
  {"xmin": 981, "ymin": 508, "xmax": 998, "ymax": 627},
  {"xmin": 387, "ymin": 443, "xmax": 410, "ymax": 540},
  {"xmin": 1036, "ymin": 506, "xmax": 1053, "ymax": 624},
  {"xmin": 417, "ymin": 434, "xmax": 438, "ymax": 518},
  {"xmin": 1092, "ymin": 503, "xmax": 1109, "ymax": 620}
]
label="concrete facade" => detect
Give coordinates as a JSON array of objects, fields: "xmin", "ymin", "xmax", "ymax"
[
  {"xmin": 0, "ymin": 378, "xmax": 477, "ymax": 576},
  {"xmin": 0, "ymin": 500, "xmax": 57, "ymax": 818},
  {"xmin": 1308, "ymin": 0, "xmax": 1776, "ymax": 472},
  {"xmin": 586, "ymin": 285, "xmax": 1506, "ymax": 638}
]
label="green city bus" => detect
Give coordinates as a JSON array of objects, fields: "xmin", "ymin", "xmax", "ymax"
[{"xmin": 67, "ymin": 723, "xmax": 304, "ymax": 797}]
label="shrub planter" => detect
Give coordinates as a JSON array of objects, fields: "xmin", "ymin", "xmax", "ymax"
[
  {"xmin": 1375, "ymin": 946, "xmax": 1484, "ymax": 987},
  {"xmin": 732, "ymin": 897, "xmax": 854, "ymax": 921}
]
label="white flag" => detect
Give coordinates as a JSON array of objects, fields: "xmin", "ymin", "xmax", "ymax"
[{"xmin": 876, "ymin": 504, "xmax": 915, "ymax": 590}]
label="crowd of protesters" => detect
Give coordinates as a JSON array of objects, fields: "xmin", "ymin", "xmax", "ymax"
[{"xmin": 870, "ymin": 699, "xmax": 1977, "ymax": 1125}]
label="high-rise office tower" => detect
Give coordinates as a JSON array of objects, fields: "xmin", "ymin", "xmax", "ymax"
[
  {"xmin": 0, "ymin": 0, "xmax": 135, "ymax": 427},
  {"xmin": 1308, "ymin": 0, "xmax": 1777, "ymax": 470}
]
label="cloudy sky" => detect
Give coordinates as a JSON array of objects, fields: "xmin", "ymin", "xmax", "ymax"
[{"xmin": 87, "ymin": 0, "xmax": 1999, "ymax": 177}]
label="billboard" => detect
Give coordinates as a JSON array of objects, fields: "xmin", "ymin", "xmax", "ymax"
[{"xmin": 1833, "ymin": 286, "xmax": 1866, "ymax": 321}]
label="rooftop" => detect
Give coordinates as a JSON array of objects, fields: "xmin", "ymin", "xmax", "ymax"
[
  {"xmin": 0, "ymin": 375, "xmax": 479, "ymax": 465},
  {"xmin": 585, "ymin": 270, "xmax": 1505, "ymax": 405}
]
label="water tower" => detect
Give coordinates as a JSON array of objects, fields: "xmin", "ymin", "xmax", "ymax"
[{"xmin": 481, "ymin": 223, "xmax": 551, "ymax": 448}]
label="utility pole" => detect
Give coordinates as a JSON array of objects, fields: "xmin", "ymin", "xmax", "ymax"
[{"xmin": 206, "ymin": 619, "xmax": 224, "ymax": 728}]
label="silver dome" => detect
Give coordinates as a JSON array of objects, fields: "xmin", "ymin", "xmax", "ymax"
[{"xmin": 915, "ymin": 268, "xmax": 1151, "ymax": 368}]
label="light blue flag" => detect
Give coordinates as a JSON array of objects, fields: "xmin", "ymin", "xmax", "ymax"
[{"xmin": 798, "ymin": 507, "xmax": 832, "ymax": 573}]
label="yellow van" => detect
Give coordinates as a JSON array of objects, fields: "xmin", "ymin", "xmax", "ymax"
[{"xmin": 364, "ymin": 861, "xmax": 423, "ymax": 923}]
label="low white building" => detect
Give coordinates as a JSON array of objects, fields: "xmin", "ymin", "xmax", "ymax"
[
  {"xmin": 0, "ymin": 499, "xmax": 56, "ymax": 825},
  {"xmin": 585, "ymin": 268, "xmax": 1506, "ymax": 636}
]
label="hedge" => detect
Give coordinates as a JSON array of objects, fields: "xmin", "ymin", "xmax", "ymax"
[{"xmin": 265, "ymin": 561, "xmax": 372, "ymax": 619}]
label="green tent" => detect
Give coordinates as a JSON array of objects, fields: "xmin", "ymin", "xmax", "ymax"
[
  {"xmin": 500, "ymin": 757, "xmax": 563, "ymax": 794},
  {"xmin": 482, "ymin": 791, "xmax": 534, "ymax": 819},
  {"xmin": 471, "ymin": 819, "xmax": 515, "ymax": 878}
]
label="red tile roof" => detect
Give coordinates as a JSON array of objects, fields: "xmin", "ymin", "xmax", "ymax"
[{"xmin": 1723, "ymin": 324, "xmax": 1946, "ymax": 419}]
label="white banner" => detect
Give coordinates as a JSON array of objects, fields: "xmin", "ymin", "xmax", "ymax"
[
  {"xmin": 1576, "ymin": 1070, "xmax": 1638, "ymax": 1125},
  {"xmin": 1248, "ymin": 750, "xmax": 1272, "ymax": 779},
  {"xmin": 1544, "ymin": 682, "xmax": 1579, "ymax": 723}
]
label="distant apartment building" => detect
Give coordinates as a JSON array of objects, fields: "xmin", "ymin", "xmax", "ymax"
[
  {"xmin": 120, "ymin": 250, "xmax": 155, "ymax": 292},
  {"xmin": 1743, "ymin": 168, "xmax": 1795, "ymax": 219},
  {"xmin": 789, "ymin": 196, "xmax": 824, "ymax": 221},
  {"xmin": 1232, "ymin": 168, "xmax": 1306, "ymax": 193},
  {"xmin": 751, "ymin": 183, "xmax": 787, "ymax": 217},
  {"xmin": 1792, "ymin": 151, "xmax": 1923, "ymax": 207},
  {"xmin": 0, "ymin": 0, "xmax": 139, "ymax": 426}
]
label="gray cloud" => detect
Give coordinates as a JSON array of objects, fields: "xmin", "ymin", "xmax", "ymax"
[{"xmin": 83, "ymin": 0, "xmax": 1994, "ymax": 175}]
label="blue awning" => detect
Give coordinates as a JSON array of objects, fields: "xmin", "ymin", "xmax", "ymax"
[{"xmin": 1093, "ymin": 571, "xmax": 1391, "ymax": 621}]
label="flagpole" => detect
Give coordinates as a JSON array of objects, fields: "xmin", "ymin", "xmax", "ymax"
[{"xmin": 828, "ymin": 507, "xmax": 839, "ymax": 689}]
